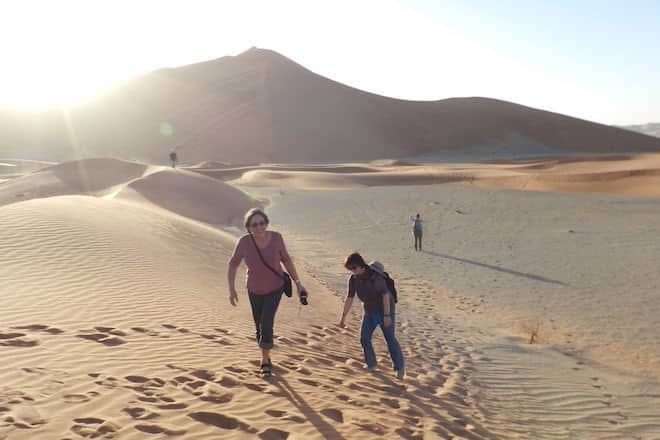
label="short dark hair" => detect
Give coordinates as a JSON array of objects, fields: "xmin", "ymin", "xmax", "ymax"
[
  {"xmin": 344, "ymin": 252, "xmax": 367, "ymax": 269},
  {"xmin": 244, "ymin": 208, "xmax": 270, "ymax": 229}
]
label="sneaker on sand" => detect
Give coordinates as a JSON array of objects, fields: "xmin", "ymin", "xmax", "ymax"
[
  {"xmin": 395, "ymin": 370, "xmax": 405, "ymax": 379},
  {"xmin": 365, "ymin": 365, "xmax": 377, "ymax": 372}
]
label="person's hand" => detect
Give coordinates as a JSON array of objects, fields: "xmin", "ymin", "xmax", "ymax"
[
  {"xmin": 229, "ymin": 289, "xmax": 238, "ymax": 306},
  {"xmin": 383, "ymin": 315, "xmax": 392, "ymax": 328},
  {"xmin": 338, "ymin": 317, "xmax": 346, "ymax": 328}
]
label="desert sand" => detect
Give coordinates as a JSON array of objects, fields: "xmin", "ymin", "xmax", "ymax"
[{"xmin": 1, "ymin": 155, "xmax": 660, "ymax": 439}]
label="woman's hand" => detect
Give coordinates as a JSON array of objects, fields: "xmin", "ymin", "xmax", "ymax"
[
  {"xmin": 229, "ymin": 288, "xmax": 238, "ymax": 306},
  {"xmin": 338, "ymin": 318, "xmax": 346, "ymax": 328},
  {"xmin": 383, "ymin": 315, "xmax": 392, "ymax": 328}
]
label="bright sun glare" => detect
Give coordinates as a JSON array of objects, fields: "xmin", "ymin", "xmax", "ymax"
[{"xmin": 0, "ymin": 1, "xmax": 252, "ymax": 109}]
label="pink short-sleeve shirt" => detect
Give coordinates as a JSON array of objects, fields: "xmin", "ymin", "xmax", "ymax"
[{"xmin": 228, "ymin": 231, "xmax": 291, "ymax": 295}]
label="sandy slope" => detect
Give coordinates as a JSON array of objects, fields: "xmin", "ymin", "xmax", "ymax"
[
  {"xmin": 3, "ymin": 155, "xmax": 660, "ymax": 438},
  {"xmin": 261, "ymin": 185, "xmax": 660, "ymax": 438}
]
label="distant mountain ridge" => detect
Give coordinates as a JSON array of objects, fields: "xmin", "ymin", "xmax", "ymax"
[
  {"xmin": 2, "ymin": 47, "xmax": 660, "ymax": 164},
  {"xmin": 620, "ymin": 123, "xmax": 660, "ymax": 139}
]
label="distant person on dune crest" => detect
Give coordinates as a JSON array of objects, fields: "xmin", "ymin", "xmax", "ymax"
[
  {"xmin": 339, "ymin": 252, "xmax": 405, "ymax": 380},
  {"xmin": 169, "ymin": 151, "xmax": 178, "ymax": 168},
  {"xmin": 227, "ymin": 208, "xmax": 308, "ymax": 377},
  {"xmin": 411, "ymin": 213, "xmax": 423, "ymax": 251}
]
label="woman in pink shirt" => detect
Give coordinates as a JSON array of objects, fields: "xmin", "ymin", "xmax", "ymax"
[{"xmin": 227, "ymin": 208, "xmax": 308, "ymax": 377}]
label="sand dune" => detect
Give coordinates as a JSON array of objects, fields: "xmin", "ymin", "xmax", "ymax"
[
  {"xmin": 3, "ymin": 154, "xmax": 660, "ymax": 438},
  {"xmin": 116, "ymin": 167, "xmax": 259, "ymax": 225},
  {"xmin": 223, "ymin": 152, "xmax": 660, "ymax": 197},
  {"xmin": 3, "ymin": 48, "xmax": 660, "ymax": 164},
  {"xmin": 0, "ymin": 158, "xmax": 150, "ymax": 206},
  {"xmin": 0, "ymin": 195, "xmax": 496, "ymax": 439}
]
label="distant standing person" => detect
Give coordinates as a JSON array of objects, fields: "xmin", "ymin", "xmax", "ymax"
[
  {"xmin": 169, "ymin": 150, "xmax": 178, "ymax": 168},
  {"xmin": 411, "ymin": 213, "xmax": 423, "ymax": 251},
  {"xmin": 227, "ymin": 208, "xmax": 308, "ymax": 377},
  {"xmin": 338, "ymin": 252, "xmax": 405, "ymax": 379}
]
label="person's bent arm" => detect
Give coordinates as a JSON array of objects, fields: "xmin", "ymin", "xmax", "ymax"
[
  {"xmin": 339, "ymin": 296, "xmax": 354, "ymax": 327},
  {"xmin": 227, "ymin": 263, "xmax": 239, "ymax": 306}
]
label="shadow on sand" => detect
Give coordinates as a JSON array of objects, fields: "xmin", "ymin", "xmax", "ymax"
[
  {"xmin": 271, "ymin": 376, "xmax": 347, "ymax": 439},
  {"xmin": 421, "ymin": 250, "xmax": 567, "ymax": 286}
]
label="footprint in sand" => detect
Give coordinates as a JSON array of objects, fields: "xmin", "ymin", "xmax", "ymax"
[
  {"xmin": 188, "ymin": 411, "xmax": 258, "ymax": 434},
  {"xmin": 122, "ymin": 406, "xmax": 160, "ymax": 421},
  {"xmin": 76, "ymin": 327, "xmax": 126, "ymax": 346},
  {"xmin": 63, "ymin": 391, "xmax": 100, "ymax": 404},
  {"xmin": 89, "ymin": 373, "xmax": 119, "ymax": 389},
  {"xmin": 258, "ymin": 427, "xmax": 291, "ymax": 439},
  {"xmin": 130, "ymin": 327, "xmax": 163, "ymax": 337},
  {"xmin": 321, "ymin": 408, "xmax": 344, "ymax": 423},
  {"xmin": 135, "ymin": 423, "xmax": 186, "ymax": 436},
  {"xmin": 70, "ymin": 417, "xmax": 119, "ymax": 438},
  {"xmin": 380, "ymin": 397, "xmax": 401, "ymax": 409},
  {"xmin": 11, "ymin": 324, "xmax": 64, "ymax": 335},
  {"xmin": 265, "ymin": 409, "xmax": 306, "ymax": 424},
  {"xmin": 0, "ymin": 331, "xmax": 39, "ymax": 347},
  {"xmin": 0, "ymin": 405, "xmax": 46, "ymax": 431}
]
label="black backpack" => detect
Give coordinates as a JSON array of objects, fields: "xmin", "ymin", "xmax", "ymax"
[{"xmin": 382, "ymin": 271, "xmax": 398, "ymax": 304}]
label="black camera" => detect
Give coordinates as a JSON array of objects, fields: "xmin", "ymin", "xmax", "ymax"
[{"xmin": 300, "ymin": 290, "xmax": 308, "ymax": 306}]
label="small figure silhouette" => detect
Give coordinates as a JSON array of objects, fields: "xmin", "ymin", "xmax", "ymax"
[{"xmin": 169, "ymin": 151, "xmax": 178, "ymax": 169}]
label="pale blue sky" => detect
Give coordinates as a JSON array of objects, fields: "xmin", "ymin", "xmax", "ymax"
[{"xmin": 0, "ymin": 0, "xmax": 657, "ymax": 124}]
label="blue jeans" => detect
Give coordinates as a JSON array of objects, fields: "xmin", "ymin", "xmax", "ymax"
[
  {"xmin": 360, "ymin": 309, "xmax": 405, "ymax": 372},
  {"xmin": 248, "ymin": 289, "xmax": 283, "ymax": 349}
]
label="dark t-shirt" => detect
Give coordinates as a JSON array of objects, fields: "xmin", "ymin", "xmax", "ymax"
[{"xmin": 347, "ymin": 272, "xmax": 390, "ymax": 314}]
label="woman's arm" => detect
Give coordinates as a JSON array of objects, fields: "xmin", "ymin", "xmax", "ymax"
[
  {"xmin": 281, "ymin": 258, "xmax": 305, "ymax": 293},
  {"xmin": 279, "ymin": 234, "xmax": 306, "ymax": 294},
  {"xmin": 227, "ymin": 263, "xmax": 239, "ymax": 306},
  {"xmin": 227, "ymin": 237, "xmax": 244, "ymax": 306}
]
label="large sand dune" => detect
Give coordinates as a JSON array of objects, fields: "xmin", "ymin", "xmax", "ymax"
[{"xmin": 3, "ymin": 48, "xmax": 660, "ymax": 164}]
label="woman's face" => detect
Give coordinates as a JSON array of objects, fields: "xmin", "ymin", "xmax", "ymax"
[{"xmin": 248, "ymin": 214, "xmax": 268, "ymax": 235}]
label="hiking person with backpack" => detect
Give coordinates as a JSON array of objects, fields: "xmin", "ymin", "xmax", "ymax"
[
  {"xmin": 338, "ymin": 252, "xmax": 405, "ymax": 379},
  {"xmin": 411, "ymin": 213, "xmax": 423, "ymax": 251},
  {"xmin": 227, "ymin": 208, "xmax": 308, "ymax": 377}
]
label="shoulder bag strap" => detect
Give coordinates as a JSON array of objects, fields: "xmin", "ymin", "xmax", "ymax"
[{"xmin": 249, "ymin": 233, "xmax": 283, "ymax": 280}]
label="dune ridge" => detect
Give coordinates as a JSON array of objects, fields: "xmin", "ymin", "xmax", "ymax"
[{"xmin": 3, "ymin": 48, "xmax": 660, "ymax": 164}]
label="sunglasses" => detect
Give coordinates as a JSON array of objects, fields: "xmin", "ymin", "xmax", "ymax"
[
  {"xmin": 346, "ymin": 265, "xmax": 358, "ymax": 271},
  {"xmin": 249, "ymin": 221, "xmax": 267, "ymax": 227}
]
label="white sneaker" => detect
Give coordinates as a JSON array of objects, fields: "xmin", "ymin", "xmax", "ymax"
[{"xmin": 365, "ymin": 365, "xmax": 377, "ymax": 372}]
